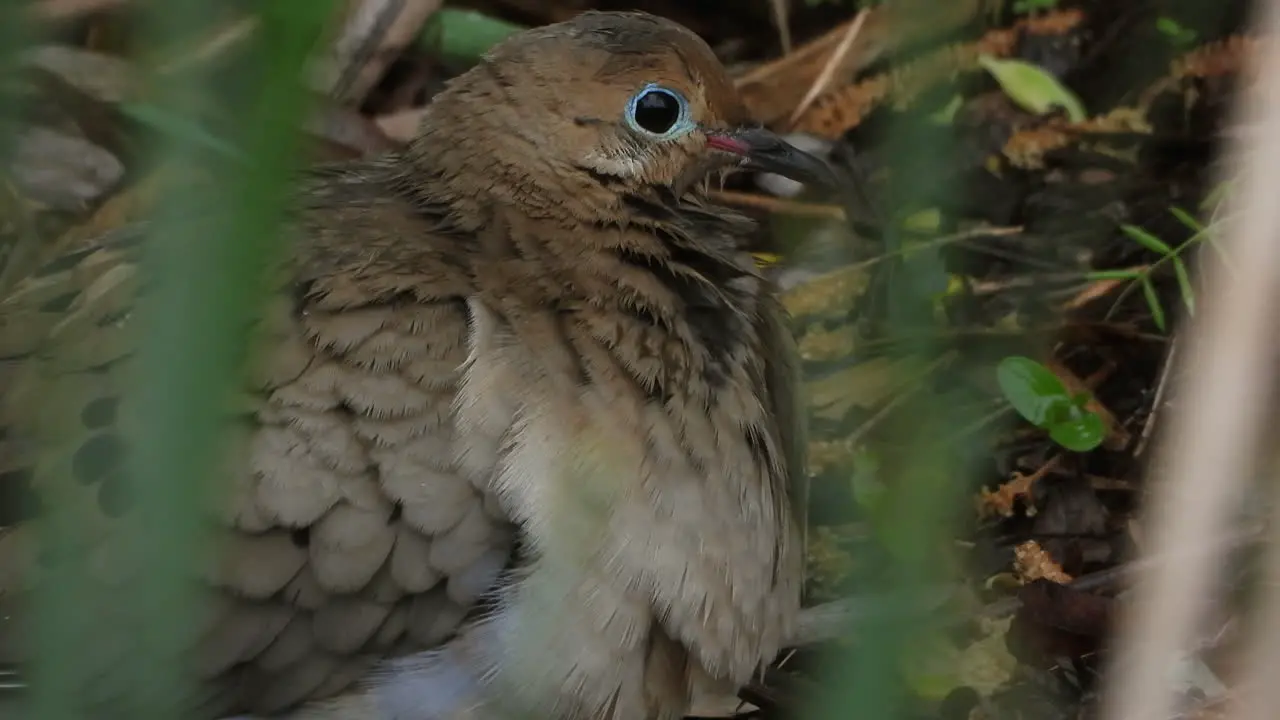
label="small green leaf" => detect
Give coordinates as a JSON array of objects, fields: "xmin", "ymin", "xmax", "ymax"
[
  {"xmin": 1156, "ymin": 16, "xmax": 1197, "ymax": 46},
  {"xmin": 1120, "ymin": 224, "xmax": 1174, "ymax": 256},
  {"xmin": 1201, "ymin": 181, "xmax": 1232, "ymax": 211},
  {"xmin": 1087, "ymin": 269, "xmax": 1143, "ymax": 281},
  {"xmin": 1141, "ymin": 277, "xmax": 1167, "ymax": 332},
  {"xmin": 420, "ymin": 9, "xmax": 525, "ymax": 63},
  {"xmin": 978, "ymin": 54, "xmax": 1086, "ymax": 122},
  {"xmin": 1169, "ymin": 206, "xmax": 1204, "ymax": 233},
  {"xmin": 996, "ymin": 356, "xmax": 1071, "ymax": 427},
  {"xmin": 1172, "ymin": 257, "xmax": 1196, "ymax": 316},
  {"xmin": 1048, "ymin": 409, "xmax": 1106, "ymax": 452},
  {"xmin": 903, "ymin": 207, "xmax": 942, "ymax": 233}
]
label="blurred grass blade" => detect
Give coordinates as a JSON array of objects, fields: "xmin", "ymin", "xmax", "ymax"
[
  {"xmin": 118, "ymin": 101, "xmax": 249, "ymax": 161},
  {"xmin": 1173, "ymin": 257, "xmax": 1196, "ymax": 316},
  {"xmin": 1141, "ymin": 277, "xmax": 1167, "ymax": 332},
  {"xmin": 1121, "ymin": 223, "xmax": 1175, "ymax": 256},
  {"xmin": 1087, "ymin": 269, "xmax": 1144, "ymax": 281},
  {"xmin": 803, "ymin": 80, "xmax": 975, "ymax": 720},
  {"xmin": 29, "ymin": 1, "xmax": 336, "ymax": 718},
  {"xmin": 1169, "ymin": 205, "xmax": 1204, "ymax": 233}
]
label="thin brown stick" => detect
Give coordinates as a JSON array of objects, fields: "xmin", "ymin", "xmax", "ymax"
[
  {"xmin": 319, "ymin": 0, "xmax": 443, "ymax": 104},
  {"xmin": 1133, "ymin": 333, "xmax": 1178, "ymax": 459},
  {"xmin": 788, "ymin": 9, "xmax": 869, "ymax": 128},
  {"xmin": 707, "ymin": 189, "xmax": 848, "ymax": 221},
  {"xmin": 769, "ymin": 0, "xmax": 793, "ymax": 55}
]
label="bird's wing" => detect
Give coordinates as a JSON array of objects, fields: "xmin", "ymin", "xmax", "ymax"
[
  {"xmin": 0, "ymin": 160, "xmax": 514, "ymax": 717},
  {"xmin": 758, "ymin": 290, "xmax": 809, "ymax": 556}
]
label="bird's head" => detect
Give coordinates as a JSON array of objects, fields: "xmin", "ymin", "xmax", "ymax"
[{"xmin": 406, "ymin": 11, "xmax": 835, "ymax": 222}]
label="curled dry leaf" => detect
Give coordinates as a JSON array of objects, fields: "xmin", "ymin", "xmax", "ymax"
[
  {"xmin": 976, "ymin": 471, "xmax": 1036, "ymax": 519},
  {"xmin": 1014, "ymin": 540, "xmax": 1073, "ymax": 584}
]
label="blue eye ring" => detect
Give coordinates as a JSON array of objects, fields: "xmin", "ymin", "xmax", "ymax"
[{"xmin": 624, "ymin": 84, "xmax": 694, "ymax": 140}]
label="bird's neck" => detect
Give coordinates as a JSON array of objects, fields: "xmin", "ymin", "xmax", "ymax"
[{"xmin": 397, "ymin": 107, "xmax": 628, "ymax": 229}]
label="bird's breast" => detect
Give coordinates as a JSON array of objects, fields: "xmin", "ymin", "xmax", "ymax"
[{"xmin": 455, "ymin": 294, "xmax": 799, "ymax": 700}]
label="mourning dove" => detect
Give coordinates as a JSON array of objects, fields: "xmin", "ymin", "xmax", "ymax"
[{"xmin": 0, "ymin": 10, "xmax": 833, "ymax": 720}]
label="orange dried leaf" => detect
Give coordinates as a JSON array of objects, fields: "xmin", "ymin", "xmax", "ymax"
[
  {"xmin": 1014, "ymin": 540, "xmax": 1073, "ymax": 584},
  {"xmin": 1140, "ymin": 35, "xmax": 1263, "ymax": 110},
  {"xmin": 976, "ymin": 472, "xmax": 1035, "ymax": 519},
  {"xmin": 1002, "ymin": 107, "xmax": 1151, "ymax": 169}
]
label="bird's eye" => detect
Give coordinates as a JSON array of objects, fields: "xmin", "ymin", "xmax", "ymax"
[{"xmin": 625, "ymin": 84, "xmax": 693, "ymax": 139}]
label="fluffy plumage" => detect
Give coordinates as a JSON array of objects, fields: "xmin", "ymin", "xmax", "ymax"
[{"xmin": 0, "ymin": 11, "xmax": 823, "ymax": 720}]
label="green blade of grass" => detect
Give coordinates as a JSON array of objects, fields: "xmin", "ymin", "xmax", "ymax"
[
  {"xmin": 1172, "ymin": 256, "xmax": 1196, "ymax": 316},
  {"xmin": 28, "ymin": 2, "xmax": 335, "ymax": 718},
  {"xmin": 1121, "ymin": 223, "xmax": 1176, "ymax": 256},
  {"xmin": 1141, "ymin": 276, "xmax": 1167, "ymax": 332},
  {"xmin": 1087, "ymin": 269, "xmax": 1145, "ymax": 281},
  {"xmin": 1169, "ymin": 205, "xmax": 1204, "ymax": 233}
]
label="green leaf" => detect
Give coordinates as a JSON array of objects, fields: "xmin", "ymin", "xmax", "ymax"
[
  {"xmin": 978, "ymin": 54, "xmax": 1086, "ymax": 122},
  {"xmin": 1087, "ymin": 269, "xmax": 1143, "ymax": 281},
  {"xmin": 1172, "ymin": 257, "xmax": 1196, "ymax": 316},
  {"xmin": 1120, "ymin": 224, "xmax": 1175, "ymax": 256},
  {"xmin": 1048, "ymin": 408, "xmax": 1106, "ymax": 452},
  {"xmin": 420, "ymin": 9, "xmax": 525, "ymax": 64},
  {"xmin": 1156, "ymin": 16, "xmax": 1197, "ymax": 46},
  {"xmin": 1169, "ymin": 206, "xmax": 1204, "ymax": 233},
  {"xmin": 1141, "ymin": 277, "xmax": 1167, "ymax": 331},
  {"xmin": 996, "ymin": 356, "xmax": 1071, "ymax": 427},
  {"xmin": 902, "ymin": 207, "xmax": 942, "ymax": 233},
  {"xmin": 1201, "ymin": 181, "xmax": 1232, "ymax": 211}
]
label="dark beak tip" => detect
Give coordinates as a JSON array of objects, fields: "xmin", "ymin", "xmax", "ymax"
[{"xmin": 727, "ymin": 127, "xmax": 841, "ymax": 191}]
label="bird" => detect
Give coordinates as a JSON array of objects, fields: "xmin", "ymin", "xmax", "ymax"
[{"xmin": 0, "ymin": 10, "xmax": 832, "ymax": 720}]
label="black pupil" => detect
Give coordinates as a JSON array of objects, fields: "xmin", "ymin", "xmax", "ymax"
[{"xmin": 633, "ymin": 90, "xmax": 680, "ymax": 134}]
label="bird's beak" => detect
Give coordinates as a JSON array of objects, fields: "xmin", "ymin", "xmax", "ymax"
[{"xmin": 706, "ymin": 127, "xmax": 839, "ymax": 190}]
